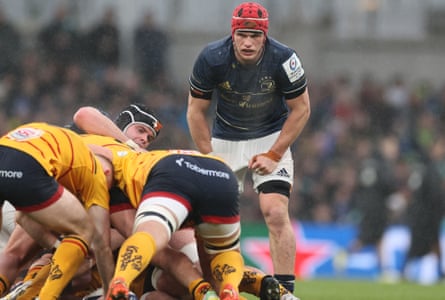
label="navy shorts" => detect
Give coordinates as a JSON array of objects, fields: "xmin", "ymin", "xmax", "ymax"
[
  {"xmin": 109, "ymin": 186, "xmax": 133, "ymax": 213},
  {"xmin": 0, "ymin": 146, "xmax": 62, "ymax": 212},
  {"xmin": 142, "ymin": 154, "xmax": 240, "ymax": 225}
]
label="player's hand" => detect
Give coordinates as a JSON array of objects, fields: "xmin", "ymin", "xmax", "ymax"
[{"xmin": 248, "ymin": 150, "xmax": 281, "ymax": 175}]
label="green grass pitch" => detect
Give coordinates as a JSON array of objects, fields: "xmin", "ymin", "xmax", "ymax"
[{"xmin": 242, "ymin": 279, "xmax": 444, "ymax": 300}]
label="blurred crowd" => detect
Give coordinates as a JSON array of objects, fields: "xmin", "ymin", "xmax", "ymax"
[
  {"xmin": 1, "ymin": 5, "xmax": 445, "ymax": 241},
  {"xmin": 292, "ymin": 74, "xmax": 445, "ymax": 222},
  {"xmin": 0, "ymin": 5, "xmax": 183, "ymax": 147}
]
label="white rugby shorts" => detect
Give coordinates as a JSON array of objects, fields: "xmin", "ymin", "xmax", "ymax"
[{"xmin": 211, "ymin": 131, "xmax": 294, "ymax": 192}]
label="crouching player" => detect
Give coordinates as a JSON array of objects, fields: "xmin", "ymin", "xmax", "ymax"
[{"xmin": 89, "ymin": 144, "xmax": 245, "ymax": 300}]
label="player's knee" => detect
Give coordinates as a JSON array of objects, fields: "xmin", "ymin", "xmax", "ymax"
[
  {"xmin": 257, "ymin": 180, "xmax": 291, "ymax": 198},
  {"xmin": 197, "ymin": 222, "xmax": 241, "ymax": 254}
]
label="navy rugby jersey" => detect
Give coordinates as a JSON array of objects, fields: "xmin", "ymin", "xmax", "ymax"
[{"xmin": 189, "ymin": 36, "xmax": 307, "ymax": 140}]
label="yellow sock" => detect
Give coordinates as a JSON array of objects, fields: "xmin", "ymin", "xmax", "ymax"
[
  {"xmin": 113, "ymin": 231, "xmax": 156, "ymax": 286},
  {"xmin": 38, "ymin": 235, "xmax": 89, "ymax": 300},
  {"xmin": 0, "ymin": 274, "xmax": 10, "ymax": 296},
  {"xmin": 189, "ymin": 278, "xmax": 214, "ymax": 300},
  {"xmin": 18, "ymin": 263, "xmax": 51, "ymax": 300},
  {"xmin": 23, "ymin": 264, "xmax": 44, "ymax": 282},
  {"xmin": 210, "ymin": 250, "xmax": 244, "ymax": 292},
  {"xmin": 239, "ymin": 269, "xmax": 264, "ymax": 296}
]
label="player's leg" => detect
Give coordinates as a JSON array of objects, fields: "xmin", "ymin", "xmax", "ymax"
[
  {"xmin": 0, "ymin": 225, "xmax": 42, "ymax": 296},
  {"xmin": 14, "ymin": 253, "xmax": 52, "ymax": 300},
  {"xmin": 196, "ymin": 222, "xmax": 244, "ymax": 300},
  {"xmin": 258, "ymin": 190, "xmax": 296, "ymax": 293},
  {"xmin": 22, "ymin": 188, "xmax": 96, "ymax": 299},
  {"xmin": 251, "ymin": 135, "xmax": 297, "ymax": 296},
  {"xmin": 152, "ymin": 245, "xmax": 202, "ymax": 296},
  {"xmin": 107, "ymin": 197, "xmax": 188, "ymax": 300}
]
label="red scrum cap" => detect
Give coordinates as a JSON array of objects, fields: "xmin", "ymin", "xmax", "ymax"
[{"xmin": 231, "ymin": 2, "xmax": 269, "ymax": 36}]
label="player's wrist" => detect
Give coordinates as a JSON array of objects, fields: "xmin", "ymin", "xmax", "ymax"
[{"xmin": 262, "ymin": 150, "xmax": 282, "ymax": 162}]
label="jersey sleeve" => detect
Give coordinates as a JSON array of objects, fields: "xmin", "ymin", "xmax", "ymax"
[
  {"xmin": 189, "ymin": 48, "xmax": 216, "ymax": 100},
  {"xmin": 278, "ymin": 51, "xmax": 307, "ymax": 99}
]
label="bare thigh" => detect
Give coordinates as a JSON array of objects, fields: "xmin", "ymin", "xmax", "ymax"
[{"xmin": 23, "ymin": 188, "xmax": 94, "ymax": 243}]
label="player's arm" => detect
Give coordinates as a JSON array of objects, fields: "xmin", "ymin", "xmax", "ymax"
[
  {"xmin": 87, "ymin": 204, "xmax": 114, "ymax": 293},
  {"xmin": 186, "ymin": 93, "xmax": 213, "ymax": 154},
  {"xmin": 73, "ymin": 106, "xmax": 142, "ymax": 151},
  {"xmin": 110, "ymin": 208, "xmax": 136, "ymax": 238},
  {"xmin": 83, "ymin": 156, "xmax": 115, "ymax": 292},
  {"xmin": 249, "ymin": 89, "xmax": 310, "ymax": 174},
  {"xmin": 272, "ymin": 89, "xmax": 310, "ymax": 156}
]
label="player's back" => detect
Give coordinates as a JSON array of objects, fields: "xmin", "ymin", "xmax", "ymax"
[{"xmin": 0, "ymin": 123, "xmax": 109, "ymax": 207}]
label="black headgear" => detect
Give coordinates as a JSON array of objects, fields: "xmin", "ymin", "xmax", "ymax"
[{"xmin": 115, "ymin": 103, "xmax": 162, "ymax": 138}]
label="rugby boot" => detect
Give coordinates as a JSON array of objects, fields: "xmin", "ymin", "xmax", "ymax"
[
  {"xmin": 203, "ymin": 290, "xmax": 219, "ymax": 300},
  {"xmin": 0, "ymin": 281, "xmax": 32, "ymax": 300},
  {"xmin": 193, "ymin": 280, "xmax": 218, "ymax": 300},
  {"xmin": 219, "ymin": 284, "xmax": 239, "ymax": 300},
  {"xmin": 281, "ymin": 293, "xmax": 301, "ymax": 300},
  {"xmin": 106, "ymin": 277, "xmax": 136, "ymax": 300},
  {"xmin": 278, "ymin": 284, "xmax": 301, "ymax": 300},
  {"xmin": 259, "ymin": 275, "xmax": 280, "ymax": 300},
  {"xmin": 81, "ymin": 288, "xmax": 103, "ymax": 300}
]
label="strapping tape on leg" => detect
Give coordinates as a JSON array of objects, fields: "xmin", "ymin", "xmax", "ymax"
[
  {"xmin": 197, "ymin": 222, "xmax": 241, "ymax": 254},
  {"xmin": 134, "ymin": 205, "xmax": 179, "ymax": 239}
]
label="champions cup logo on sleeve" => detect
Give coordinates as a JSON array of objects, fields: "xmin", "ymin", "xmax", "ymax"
[{"xmin": 282, "ymin": 53, "xmax": 304, "ymax": 83}]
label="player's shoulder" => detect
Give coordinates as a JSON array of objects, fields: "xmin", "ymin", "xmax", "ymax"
[
  {"xmin": 265, "ymin": 37, "xmax": 296, "ymax": 60},
  {"xmin": 200, "ymin": 36, "xmax": 233, "ymax": 66},
  {"xmin": 11, "ymin": 122, "xmax": 73, "ymax": 139},
  {"xmin": 81, "ymin": 133, "xmax": 118, "ymax": 144}
]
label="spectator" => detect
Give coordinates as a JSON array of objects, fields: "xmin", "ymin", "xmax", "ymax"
[
  {"xmin": 404, "ymin": 137, "xmax": 445, "ymax": 284},
  {"xmin": 83, "ymin": 7, "xmax": 120, "ymax": 71},
  {"xmin": 384, "ymin": 74, "xmax": 410, "ymax": 122},
  {"xmin": 0, "ymin": 7, "xmax": 21, "ymax": 77},
  {"xmin": 349, "ymin": 135, "xmax": 400, "ymax": 272},
  {"xmin": 134, "ymin": 11, "xmax": 169, "ymax": 90},
  {"xmin": 357, "ymin": 74, "xmax": 389, "ymax": 136},
  {"xmin": 37, "ymin": 5, "xmax": 80, "ymax": 68}
]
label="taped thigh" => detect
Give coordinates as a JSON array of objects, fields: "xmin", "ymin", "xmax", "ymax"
[
  {"xmin": 134, "ymin": 197, "xmax": 188, "ymax": 239},
  {"xmin": 196, "ymin": 222, "xmax": 241, "ymax": 255}
]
